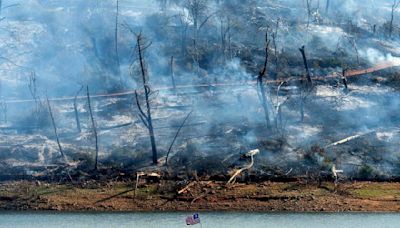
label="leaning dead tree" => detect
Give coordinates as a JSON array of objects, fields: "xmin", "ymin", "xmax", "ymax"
[
  {"xmin": 46, "ymin": 96, "xmax": 67, "ymax": 163},
  {"xmin": 389, "ymin": 0, "xmax": 400, "ymax": 38},
  {"xmin": 257, "ymin": 31, "xmax": 272, "ymax": 129},
  {"xmin": 165, "ymin": 110, "xmax": 193, "ymax": 166},
  {"xmin": 134, "ymin": 33, "xmax": 158, "ymax": 165},
  {"xmin": 86, "ymin": 86, "xmax": 99, "ymax": 171}
]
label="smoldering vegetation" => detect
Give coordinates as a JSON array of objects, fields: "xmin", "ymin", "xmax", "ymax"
[{"xmin": 0, "ymin": 0, "xmax": 400, "ymax": 183}]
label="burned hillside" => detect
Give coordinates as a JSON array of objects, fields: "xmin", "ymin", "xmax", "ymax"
[{"xmin": 0, "ymin": 0, "xmax": 400, "ymax": 183}]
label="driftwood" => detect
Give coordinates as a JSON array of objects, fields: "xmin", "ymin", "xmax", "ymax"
[{"xmin": 227, "ymin": 149, "xmax": 260, "ymax": 185}]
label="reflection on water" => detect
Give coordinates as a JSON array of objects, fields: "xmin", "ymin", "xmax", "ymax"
[{"xmin": 0, "ymin": 212, "xmax": 399, "ymax": 228}]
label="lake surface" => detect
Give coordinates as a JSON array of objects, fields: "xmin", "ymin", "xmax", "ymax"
[{"xmin": 0, "ymin": 212, "xmax": 399, "ymax": 228}]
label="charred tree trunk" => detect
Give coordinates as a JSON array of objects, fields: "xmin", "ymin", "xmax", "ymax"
[
  {"xmin": 46, "ymin": 96, "xmax": 66, "ymax": 162},
  {"xmin": 342, "ymin": 68, "xmax": 348, "ymax": 90},
  {"xmin": 299, "ymin": 46, "xmax": 313, "ymax": 85},
  {"xmin": 299, "ymin": 46, "xmax": 313, "ymax": 122},
  {"xmin": 170, "ymin": 56, "xmax": 177, "ymax": 93},
  {"xmin": 135, "ymin": 33, "xmax": 158, "ymax": 165},
  {"xmin": 87, "ymin": 86, "xmax": 99, "ymax": 171},
  {"xmin": 73, "ymin": 86, "xmax": 83, "ymax": 133},
  {"xmin": 257, "ymin": 32, "xmax": 272, "ymax": 129}
]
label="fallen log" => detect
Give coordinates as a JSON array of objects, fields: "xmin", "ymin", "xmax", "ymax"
[{"xmin": 324, "ymin": 131, "xmax": 376, "ymax": 149}]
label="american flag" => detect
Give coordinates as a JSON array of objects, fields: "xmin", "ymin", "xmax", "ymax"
[{"xmin": 186, "ymin": 213, "xmax": 201, "ymax": 225}]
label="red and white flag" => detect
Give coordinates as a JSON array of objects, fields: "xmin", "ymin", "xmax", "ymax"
[{"xmin": 186, "ymin": 213, "xmax": 201, "ymax": 226}]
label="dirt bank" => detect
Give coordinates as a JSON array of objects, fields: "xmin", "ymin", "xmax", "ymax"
[{"xmin": 0, "ymin": 181, "xmax": 399, "ymax": 212}]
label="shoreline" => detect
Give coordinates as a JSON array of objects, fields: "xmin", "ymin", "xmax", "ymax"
[{"xmin": 0, "ymin": 181, "xmax": 399, "ymax": 212}]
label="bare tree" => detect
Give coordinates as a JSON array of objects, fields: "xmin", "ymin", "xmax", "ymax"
[
  {"xmin": 273, "ymin": 82, "xmax": 290, "ymax": 133},
  {"xmin": 176, "ymin": 13, "xmax": 189, "ymax": 56},
  {"xmin": 28, "ymin": 71, "xmax": 39, "ymax": 108},
  {"xmin": 257, "ymin": 31, "xmax": 272, "ymax": 129},
  {"xmin": 73, "ymin": 86, "xmax": 83, "ymax": 133},
  {"xmin": 186, "ymin": 0, "xmax": 213, "ymax": 74},
  {"xmin": 389, "ymin": 0, "xmax": 400, "ymax": 38},
  {"xmin": 299, "ymin": 46, "xmax": 313, "ymax": 122},
  {"xmin": 170, "ymin": 56, "xmax": 177, "ymax": 93},
  {"xmin": 86, "ymin": 86, "xmax": 99, "ymax": 171},
  {"xmin": 219, "ymin": 12, "xmax": 233, "ymax": 62},
  {"xmin": 134, "ymin": 33, "xmax": 158, "ymax": 165}
]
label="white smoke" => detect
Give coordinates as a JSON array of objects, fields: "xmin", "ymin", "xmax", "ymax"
[{"xmin": 360, "ymin": 48, "xmax": 400, "ymax": 65}]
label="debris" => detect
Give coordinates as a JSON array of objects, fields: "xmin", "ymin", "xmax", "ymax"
[{"xmin": 178, "ymin": 182, "xmax": 196, "ymax": 195}]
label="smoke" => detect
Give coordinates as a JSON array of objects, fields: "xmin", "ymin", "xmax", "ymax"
[
  {"xmin": 360, "ymin": 48, "xmax": 400, "ymax": 65},
  {"xmin": 0, "ymin": 0, "xmax": 400, "ymax": 179}
]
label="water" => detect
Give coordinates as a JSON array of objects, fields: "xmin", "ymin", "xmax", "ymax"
[{"xmin": 0, "ymin": 212, "xmax": 399, "ymax": 228}]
